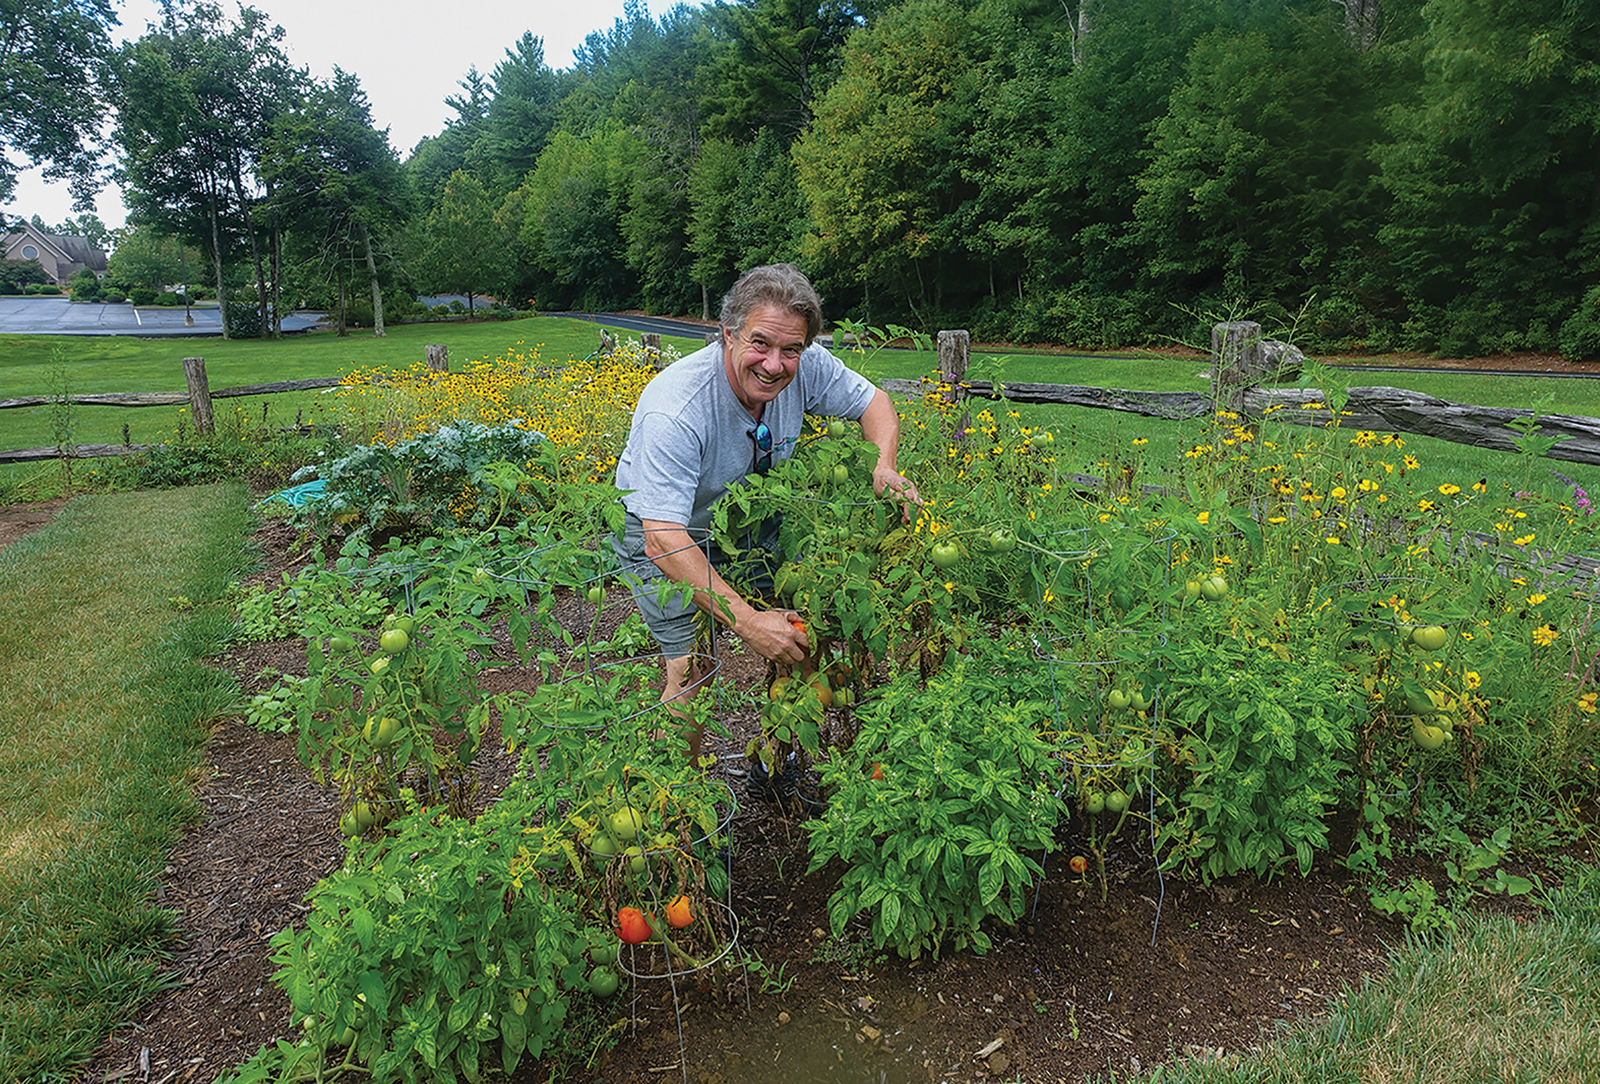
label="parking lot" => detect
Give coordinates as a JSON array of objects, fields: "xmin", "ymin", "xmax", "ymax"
[{"xmin": 0, "ymin": 296, "xmax": 326, "ymax": 336}]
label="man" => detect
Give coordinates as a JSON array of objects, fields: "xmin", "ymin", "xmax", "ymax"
[{"xmin": 612, "ymin": 264, "xmax": 918, "ymax": 758}]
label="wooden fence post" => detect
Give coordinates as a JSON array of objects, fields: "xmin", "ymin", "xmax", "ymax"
[
  {"xmin": 642, "ymin": 332, "xmax": 663, "ymax": 369},
  {"xmin": 938, "ymin": 329, "xmax": 971, "ymax": 443},
  {"xmin": 182, "ymin": 357, "xmax": 214, "ymax": 434},
  {"xmin": 425, "ymin": 344, "xmax": 449, "ymax": 373},
  {"xmin": 1212, "ymin": 321, "xmax": 1262, "ymax": 413}
]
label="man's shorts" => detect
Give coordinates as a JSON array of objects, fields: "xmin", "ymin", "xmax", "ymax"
[{"xmin": 611, "ymin": 511, "xmax": 782, "ymax": 657}]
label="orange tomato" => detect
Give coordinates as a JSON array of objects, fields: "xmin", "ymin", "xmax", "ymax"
[
  {"xmin": 809, "ymin": 677, "xmax": 833, "ymax": 708},
  {"xmin": 665, "ymin": 895, "xmax": 694, "ymax": 929},
  {"xmin": 870, "ymin": 762, "xmax": 885, "ymax": 781},
  {"xmin": 616, "ymin": 906, "xmax": 651, "ymax": 945},
  {"xmin": 1069, "ymin": 855, "xmax": 1088, "ymax": 874}
]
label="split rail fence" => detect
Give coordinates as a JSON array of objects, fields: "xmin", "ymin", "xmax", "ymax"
[{"xmin": 3, "ymin": 325, "xmax": 1599, "ymax": 469}]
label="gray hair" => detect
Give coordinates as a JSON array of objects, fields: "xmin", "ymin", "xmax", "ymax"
[{"xmin": 719, "ymin": 264, "xmax": 823, "ymax": 346}]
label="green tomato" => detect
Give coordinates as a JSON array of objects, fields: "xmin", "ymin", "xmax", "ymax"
[
  {"xmin": 1029, "ymin": 431, "xmax": 1054, "ymax": 448},
  {"xmin": 609, "ymin": 808, "xmax": 644, "ymax": 842},
  {"xmin": 363, "ymin": 715, "xmax": 400, "ymax": 748},
  {"xmin": 588, "ymin": 939, "xmax": 618, "ymax": 966},
  {"xmin": 328, "ymin": 634, "xmax": 356, "ymax": 654},
  {"xmin": 1104, "ymin": 790, "xmax": 1131, "ymax": 815},
  {"xmin": 378, "ymin": 628, "xmax": 410, "ymax": 654},
  {"xmin": 827, "ymin": 417, "xmax": 847, "ymax": 438},
  {"xmin": 586, "ymin": 584, "xmax": 605, "ymax": 604},
  {"xmin": 338, "ymin": 810, "xmax": 363, "ymax": 838},
  {"xmin": 1129, "ymin": 690, "xmax": 1149, "ymax": 713},
  {"xmin": 832, "ymin": 463, "xmax": 849, "ymax": 484},
  {"xmin": 930, "ymin": 542, "xmax": 961, "ymax": 569},
  {"xmin": 989, "ymin": 529, "xmax": 1016, "ymax": 554},
  {"xmin": 1083, "ymin": 790, "xmax": 1106, "ymax": 815},
  {"xmin": 587, "ymin": 966, "xmax": 620, "ymax": 998},
  {"xmin": 1412, "ymin": 719, "xmax": 1448, "ymax": 751},
  {"xmin": 1411, "ymin": 625, "xmax": 1448, "ymax": 651},
  {"xmin": 1106, "ymin": 689, "xmax": 1131, "ymax": 711}
]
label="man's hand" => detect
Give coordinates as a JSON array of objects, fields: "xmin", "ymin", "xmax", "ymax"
[
  {"xmin": 740, "ymin": 609, "xmax": 809, "ymax": 665},
  {"xmin": 872, "ymin": 464, "xmax": 921, "ymax": 521}
]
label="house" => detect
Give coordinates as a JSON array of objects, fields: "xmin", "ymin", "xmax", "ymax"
[{"xmin": 2, "ymin": 220, "xmax": 108, "ymax": 285}]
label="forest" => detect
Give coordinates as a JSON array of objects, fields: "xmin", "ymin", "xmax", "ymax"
[{"xmin": 8, "ymin": 0, "xmax": 1600, "ymax": 357}]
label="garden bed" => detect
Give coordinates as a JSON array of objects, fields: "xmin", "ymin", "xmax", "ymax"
[{"xmin": 68, "ymin": 514, "xmax": 1578, "ymax": 1084}]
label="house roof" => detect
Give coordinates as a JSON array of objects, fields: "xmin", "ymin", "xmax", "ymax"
[{"xmin": 3, "ymin": 221, "xmax": 108, "ymax": 273}]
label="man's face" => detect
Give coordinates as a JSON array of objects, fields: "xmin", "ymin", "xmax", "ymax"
[{"xmin": 723, "ymin": 303, "xmax": 807, "ymax": 415}]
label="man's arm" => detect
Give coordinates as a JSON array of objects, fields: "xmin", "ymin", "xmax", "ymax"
[
  {"xmin": 640, "ymin": 519, "xmax": 809, "ymax": 664},
  {"xmin": 857, "ymin": 387, "xmax": 921, "ymax": 513}
]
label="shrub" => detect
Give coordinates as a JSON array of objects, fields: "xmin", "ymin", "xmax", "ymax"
[
  {"xmin": 808, "ymin": 649, "xmax": 1066, "ymax": 959},
  {"xmin": 1559, "ymin": 286, "xmax": 1600, "ymax": 361},
  {"xmin": 224, "ymin": 297, "xmax": 264, "ymax": 338},
  {"xmin": 128, "ymin": 286, "xmax": 159, "ymax": 306}
]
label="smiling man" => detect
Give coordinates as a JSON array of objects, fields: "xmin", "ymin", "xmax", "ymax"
[{"xmin": 612, "ymin": 263, "xmax": 916, "ymax": 759}]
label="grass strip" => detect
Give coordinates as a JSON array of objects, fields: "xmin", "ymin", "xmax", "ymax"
[
  {"xmin": 1135, "ymin": 903, "xmax": 1600, "ymax": 1084},
  {"xmin": 0, "ymin": 484, "xmax": 255, "ymax": 1079}
]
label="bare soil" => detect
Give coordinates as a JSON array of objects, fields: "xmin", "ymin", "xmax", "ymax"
[{"xmin": 0, "ymin": 347, "xmax": 1583, "ymax": 1084}]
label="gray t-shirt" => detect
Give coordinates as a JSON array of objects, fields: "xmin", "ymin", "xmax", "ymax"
[{"xmin": 614, "ymin": 339, "xmax": 876, "ymax": 532}]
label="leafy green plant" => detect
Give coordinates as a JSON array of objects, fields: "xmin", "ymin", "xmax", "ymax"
[
  {"xmin": 1155, "ymin": 598, "xmax": 1356, "ymax": 881},
  {"xmin": 807, "ymin": 648, "xmax": 1065, "ymax": 959},
  {"xmin": 1368, "ymin": 874, "xmax": 1456, "ymax": 934},
  {"xmin": 247, "ymin": 793, "xmax": 589, "ymax": 1081},
  {"xmin": 243, "ymin": 672, "xmax": 304, "ymax": 734}
]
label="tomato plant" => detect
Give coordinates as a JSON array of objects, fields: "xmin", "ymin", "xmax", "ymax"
[{"xmin": 808, "ymin": 647, "xmax": 1066, "ymax": 959}]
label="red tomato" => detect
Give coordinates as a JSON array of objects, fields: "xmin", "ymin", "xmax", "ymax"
[{"xmin": 616, "ymin": 906, "xmax": 651, "ymax": 945}]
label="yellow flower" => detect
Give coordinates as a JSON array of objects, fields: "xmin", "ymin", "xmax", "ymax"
[
  {"xmin": 1331, "ymin": 486, "xmax": 1347, "ymax": 499},
  {"xmin": 1418, "ymin": 499, "xmax": 1435, "ymax": 512},
  {"xmin": 1579, "ymin": 693, "xmax": 1597, "ymax": 715},
  {"xmin": 1513, "ymin": 533, "xmax": 1535, "ymax": 547},
  {"xmin": 1526, "ymin": 593, "xmax": 1547, "ymax": 606},
  {"xmin": 1532, "ymin": 624, "xmax": 1559, "ymax": 647},
  {"xmin": 1403, "ymin": 455, "xmax": 1420, "ymax": 470},
  {"xmin": 1196, "ymin": 511, "xmax": 1210, "ymax": 525},
  {"xmin": 1439, "ymin": 483, "xmax": 1460, "ymax": 496},
  {"xmin": 1464, "ymin": 671, "xmax": 1481, "ymax": 690},
  {"xmin": 1133, "ymin": 437, "xmax": 1148, "ymax": 445},
  {"xmin": 1326, "ymin": 536, "xmax": 1342, "ymax": 545}
]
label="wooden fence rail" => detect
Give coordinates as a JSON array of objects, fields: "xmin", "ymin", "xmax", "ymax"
[
  {"xmin": 884, "ymin": 318, "xmax": 1600, "ymax": 467},
  {"xmin": 5, "ymin": 331, "xmax": 1600, "ymax": 467},
  {"xmin": 0, "ymin": 346, "xmax": 453, "ymax": 465}
]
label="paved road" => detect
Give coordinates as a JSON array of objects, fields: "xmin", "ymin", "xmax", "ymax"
[{"xmin": 0, "ymin": 296, "xmax": 327, "ymax": 336}]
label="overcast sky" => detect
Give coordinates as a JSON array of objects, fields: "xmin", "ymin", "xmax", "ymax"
[{"xmin": 6, "ymin": 0, "xmax": 685, "ymax": 233}]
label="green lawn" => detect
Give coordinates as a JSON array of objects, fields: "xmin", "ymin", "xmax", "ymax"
[
  {"xmin": 0, "ymin": 484, "xmax": 253, "ymax": 1078},
  {"xmin": 4, "ymin": 318, "xmax": 1598, "ymax": 504}
]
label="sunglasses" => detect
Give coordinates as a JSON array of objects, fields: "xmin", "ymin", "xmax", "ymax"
[{"xmin": 751, "ymin": 421, "xmax": 773, "ymax": 474}]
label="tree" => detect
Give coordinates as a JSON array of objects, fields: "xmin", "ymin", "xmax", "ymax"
[
  {"xmin": 794, "ymin": 0, "xmax": 984, "ymax": 320},
  {"xmin": 48, "ymin": 213, "xmax": 111, "ymax": 249},
  {"xmin": 687, "ymin": 138, "xmax": 745, "ymax": 317},
  {"xmin": 0, "ymin": 0, "xmax": 117, "ymax": 208},
  {"xmin": 700, "ymin": 0, "xmax": 887, "ymax": 141},
  {"xmin": 417, "ymin": 170, "xmax": 504, "ymax": 313},
  {"xmin": 265, "ymin": 68, "xmax": 409, "ymax": 336},
  {"xmin": 1133, "ymin": 21, "xmax": 1386, "ymax": 307},
  {"xmin": 1375, "ymin": 0, "xmax": 1600, "ymax": 353},
  {"xmin": 515, "ymin": 127, "xmax": 645, "ymax": 310},
  {"xmin": 103, "ymin": 222, "xmax": 202, "ymax": 295},
  {"xmin": 112, "ymin": 2, "xmax": 304, "ymax": 337},
  {"xmin": 481, "ymin": 33, "xmax": 560, "ymax": 191}
]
